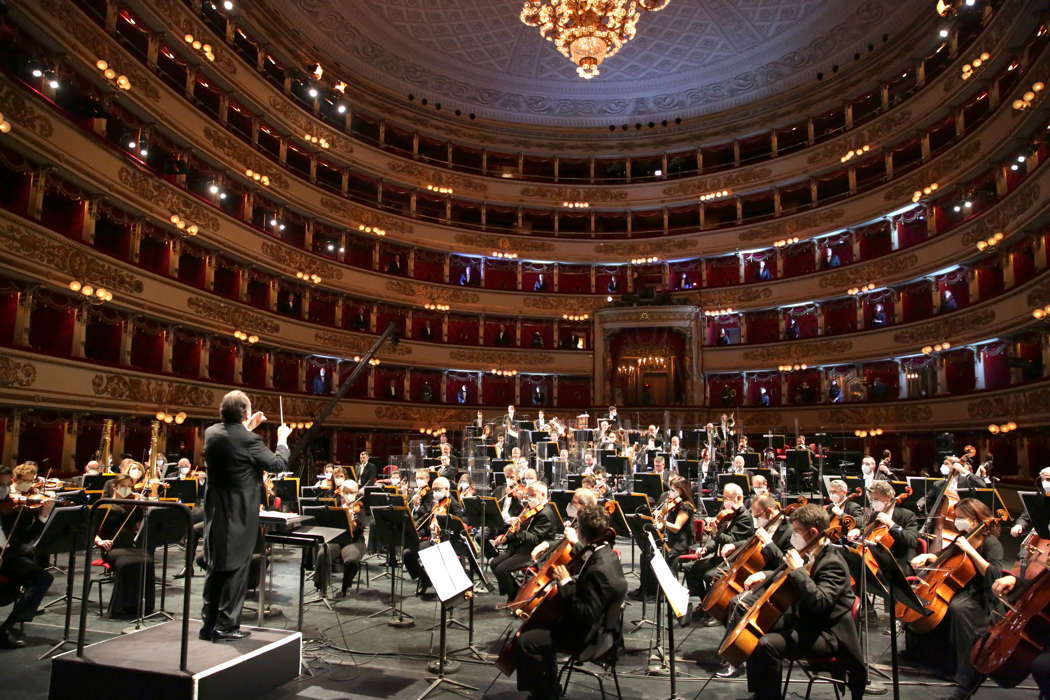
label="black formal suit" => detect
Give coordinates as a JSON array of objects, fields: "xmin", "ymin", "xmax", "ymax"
[
  {"xmin": 515, "ymin": 543, "xmax": 627, "ymax": 696},
  {"xmin": 404, "ymin": 496, "xmax": 465, "ymax": 592},
  {"xmin": 0, "ymin": 504, "xmax": 53, "ymax": 634},
  {"xmin": 354, "ymin": 461, "xmax": 378, "ymax": 487},
  {"xmin": 201, "ymin": 421, "xmax": 288, "ymax": 634},
  {"xmin": 735, "ymin": 544, "xmax": 866, "ymax": 700},
  {"xmin": 867, "ymin": 505, "xmax": 919, "ymax": 574},
  {"xmin": 731, "ymin": 516, "xmax": 793, "ymax": 569},
  {"xmin": 490, "ymin": 502, "xmax": 558, "ymax": 600},
  {"xmin": 685, "ymin": 506, "xmax": 755, "ymax": 598}
]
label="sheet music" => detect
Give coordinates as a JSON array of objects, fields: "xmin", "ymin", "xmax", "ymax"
[
  {"xmin": 419, "ymin": 540, "xmax": 473, "ymax": 603},
  {"xmin": 647, "ymin": 533, "xmax": 690, "ymax": 618}
]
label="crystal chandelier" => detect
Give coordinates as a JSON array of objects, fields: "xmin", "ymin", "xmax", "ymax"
[{"xmin": 520, "ymin": 0, "xmax": 671, "ymax": 80}]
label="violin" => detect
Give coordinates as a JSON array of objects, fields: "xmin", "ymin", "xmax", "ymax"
[
  {"xmin": 971, "ymin": 568, "xmax": 1050, "ymax": 688},
  {"xmin": 411, "ymin": 484, "xmax": 430, "ymax": 508},
  {"xmin": 705, "ymin": 502, "xmax": 740, "ymax": 533},
  {"xmin": 897, "ymin": 509, "xmax": 1009, "ymax": 633},
  {"xmin": 494, "ymin": 501, "xmax": 543, "ymax": 547},
  {"xmin": 429, "ymin": 497, "xmax": 450, "ymax": 542}
]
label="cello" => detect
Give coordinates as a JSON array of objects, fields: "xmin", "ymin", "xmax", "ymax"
[
  {"xmin": 702, "ymin": 498, "xmax": 806, "ymax": 624},
  {"xmin": 853, "ymin": 487, "xmax": 912, "ymax": 581},
  {"xmin": 896, "ymin": 509, "xmax": 1009, "ymax": 632},
  {"xmin": 970, "ymin": 568, "xmax": 1050, "ymax": 687},
  {"xmin": 719, "ymin": 514, "xmax": 853, "ymax": 667}
]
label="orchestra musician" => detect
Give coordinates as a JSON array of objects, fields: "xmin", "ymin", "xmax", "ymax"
[
  {"xmin": 403, "ymin": 476, "xmax": 462, "ymax": 600},
  {"xmin": 501, "ymin": 404, "xmax": 519, "ymax": 448},
  {"xmin": 907, "ymin": 498, "xmax": 1003, "ymax": 700},
  {"xmin": 200, "ymin": 390, "xmax": 291, "ymax": 642},
  {"xmin": 530, "ymin": 487, "xmax": 598, "ymax": 561},
  {"xmin": 0, "ymin": 466, "xmax": 55, "ymax": 649},
  {"xmin": 726, "ymin": 504, "xmax": 867, "ymax": 699},
  {"xmin": 877, "ymin": 449, "xmax": 895, "ymax": 478},
  {"xmin": 827, "ymin": 479, "xmax": 864, "ymax": 526},
  {"xmin": 728, "ymin": 455, "xmax": 748, "ymax": 475},
  {"xmin": 862, "ymin": 481, "xmax": 920, "ymax": 573},
  {"xmin": 354, "ymin": 451, "xmax": 378, "ymax": 487},
  {"xmin": 93, "ymin": 473, "xmax": 157, "ymax": 618},
  {"xmin": 684, "ymin": 483, "xmax": 753, "ymax": 623},
  {"xmin": 512, "ymin": 504, "xmax": 627, "ymax": 700},
  {"xmin": 490, "ymin": 481, "xmax": 557, "ymax": 603},
  {"xmin": 1009, "ymin": 466, "xmax": 1050, "ymax": 537},
  {"xmin": 629, "ymin": 475, "xmax": 695, "ymax": 600},
  {"xmin": 606, "ymin": 405, "xmax": 620, "ymax": 427},
  {"xmin": 314, "ymin": 463, "xmax": 335, "ymax": 489},
  {"xmin": 493, "ymin": 434, "xmax": 506, "ymax": 460},
  {"xmin": 750, "ymin": 474, "xmax": 770, "ymax": 499},
  {"xmin": 988, "ymin": 566, "xmax": 1050, "ymax": 696}
]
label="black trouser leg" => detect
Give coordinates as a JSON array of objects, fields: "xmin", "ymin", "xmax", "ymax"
[
  {"xmin": 684, "ymin": 555, "xmax": 719, "ymax": 598},
  {"xmin": 515, "ymin": 628, "xmax": 557, "ymax": 695},
  {"xmin": 202, "ymin": 562, "xmax": 251, "ymax": 632},
  {"xmin": 947, "ymin": 592, "xmax": 987, "ymax": 692},
  {"xmin": 1031, "ymin": 650, "xmax": 1050, "ymax": 697},
  {"xmin": 491, "ymin": 550, "xmax": 530, "ymax": 599},
  {"xmin": 0, "ymin": 555, "xmax": 53, "ymax": 628}
]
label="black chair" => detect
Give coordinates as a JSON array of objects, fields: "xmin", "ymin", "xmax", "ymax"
[
  {"xmin": 557, "ymin": 595, "xmax": 626, "ymax": 700},
  {"xmin": 781, "ymin": 596, "xmax": 861, "ymax": 699}
]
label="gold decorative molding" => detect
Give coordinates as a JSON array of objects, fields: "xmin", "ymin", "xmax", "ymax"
[
  {"xmin": 697, "ymin": 287, "xmax": 773, "ymax": 307},
  {"xmin": 259, "ymin": 241, "xmax": 342, "ymax": 280},
  {"xmin": 598, "ymin": 307, "xmax": 697, "ymax": 324},
  {"xmin": 805, "ymin": 110, "xmax": 913, "ymax": 164},
  {"xmin": 519, "ymin": 186, "xmax": 627, "ymax": 203},
  {"xmin": 0, "ymin": 79, "xmax": 54, "ymax": 139},
  {"xmin": 593, "ymin": 238, "xmax": 698, "ymax": 256},
  {"xmin": 387, "ymin": 161, "xmax": 487, "ymax": 195},
  {"xmin": 384, "ymin": 279, "xmax": 480, "ymax": 304},
  {"xmin": 150, "ymin": 0, "xmax": 239, "ymax": 76},
  {"xmin": 738, "ymin": 208, "xmax": 846, "ymax": 243},
  {"xmin": 314, "ymin": 330, "xmax": 412, "ymax": 356},
  {"xmin": 187, "ymin": 297, "xmax": 280, "ymax": 334},
  {"xmin": 118, "ymin": 167, "xmax": 220, "ymax": 231},
  {"xmin": 818, "ymin": 253, "xmax": 920, "ymax": 289},
  {"xmin": 524, "ymin": 295, "xmax": 607, "ymax": 312},
  {"xmin": 1026, "ymin": 276, "xmax": 1050, "ymax": 308},
  {"xmin": 91, "ymin": 373, "xmax": 215, "ymax": 407},
  {"xmin": 252, "ymin": 393, "xmax": 337, "ymax": 419},
  {"xmin": 960, "ymin": 182, "xmax": 1041, "ymax": 246},
  {"xmin": 883, "ymin": 139, "xmax": 982, "ymax": 201},
  {"xmin": 660, "ymin": 168, "xmax": 773, "ymax": 198},
  {"xmin": 817, "ymin": 404, "xmax": 934, "ymax": 426},
  {"xmin": 891, "ymin": 309, "xmax": 996, "ymax": 345},
  {"xmin": 967, "ymin": 385, "xmax": 1050, "ymax": 419},
  {"xmin": 266, "ymin": 97, "xmax": 355, "ymax": 158},
  {"xmin": 319, "ymin": 196, "xmax": 412, "ymax": 234},
  {"xmin": 374, "ymin": 405, "xmax": 475, "ymax": 424},
  {"xmin": 447, "ymin": 349, "xmax": 554, "ymax": 366},
  {"xmin": 0, "ymin": 356, "xmax": 37, "ymax": 388},
  {"xmin": 451, "ymin": 233, "xmax": 554, "ymax": 253},
  {"xmin": 741, "ymin": 340, "xmax": 853, "ymax": 362},
  {"xmin": 202, "ymin": 126, "xmax": 290, "ymax": 190},
  {"xmin": 0, "ymin": 221, "xmax": 144, "ymax": 294}
]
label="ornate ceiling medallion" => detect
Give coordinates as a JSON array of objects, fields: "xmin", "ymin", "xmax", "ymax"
[{"xmin": 520, "ymin": 0, "xmax": 670, "ymax": 79}]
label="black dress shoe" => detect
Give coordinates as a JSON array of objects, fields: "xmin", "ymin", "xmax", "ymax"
[
  {"xmin": 198, "ymin": 629, "xmax": 213, "ymax": 641},
  {"xmin": 716, "ymin": 661, "xmax": 743, "ymax": 678},
  {"xmin": 0, "ymin": 629, "xmax": 25, "ymax": 649},
  {"xmin": 420, "ymin": 591, "xmax": 437, "ymax": 602},
  {"xmin": 212, "ymin": 628, "xmax": 251, "ymax": 641}
]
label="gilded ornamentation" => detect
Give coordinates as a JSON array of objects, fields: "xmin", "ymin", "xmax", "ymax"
[
  {"xmin": 91, "ymin": 373, "xmax": 215, "ymax": 407},
  {"xmin": 448, "ymin": 349, "xmax": 554, "ymax": 366},
  {"xmin": 519, "ymin": 186, "xmax": 627, "ymax": 202},
  {"xmin": 738, "ymin": 208, "xmax": 846, "ymax": 243},
  {"xmin": 599, "ymin": 307, "xmax": 696, "ymax": 323},
  {"xmin": 891, "ymin": 309, "xmax": 996, "ymax": 345},
  {"xmin": 883, "ymin": 140, "xmax": 982, "ymax": 201},
  {"xmin": 0, "ymin": 356, "xmax": 37, "ymax": 388},
  {"xmin": 266, "ymin": 97, "xmax": 354, "ymax": 157},
  {"xmin": 959, "ymin": 183, "xmax": 1041, "ymax": 246},
  {"xmin": 741, "ymin": 340, "xmax": 854, "ymax": 362},
  {"xmin": 384, "ymin": 280, "xmax": 480, "ymax": 304},
  {"xmin": 150, "ymin": 0, "xmax": 238, "ymax": 75},
  {"xmin": 805, "ymin": 111, "xmax": 913, "ymax": 164},
  {"xmin": 0, "ymin": 221, "xmax": 144, "ymax": 294},
  {"xmin": 253, "ymin": 394, "xmax": 337, "ymax": 418},
  {"xmin": 697, "ymin": 287, "xmax": 773, "ymax": 307},
  {"xmin": 817, "ymin": 404, "xmax": 934, "ymax": 426},
  {"xmin": 187, "ymin": 297, "xmax": 280, "ymax": 334},
  {"xmin": 374, "ymin": 405, "xmax": 476, "ymax": 424},
  {"xmin": 259, "ymin": 241, "xmax": 342, "ymax": 280},
  {"xmin": 118, "ymin": 168, "xmax": 220, "ymax": 231},
  {"xmin": 387, "ymin": 161, "xmax": 487, "ymax": 195},
  {"xmin": 967, "ymin": 386, "xmax": 1050, "ymax": 419},
  {"xmin": 818, "ymin": 254, "xmax": 919, "ymax": 289},
  {"xmin": 0, "ymin": 79, "xmax": 54, "ymax": 139},
  {"xmin": 452, "ymin": 233, "xmax": 554, "ymax": 253},
  {"xmin": 319, "ymin": 196, "xmax": 412, "ymax": 234},
  {"xmin": 202, "ymin": 127, "xmax": 290, "ymax": 190},
  {"xmin": 314, "ymin": 331, "xmax": 412, "ymax": 356},
  {"xmin": 525, "ymin": 295, "xmax": 607, "ymax": 312},
  {"xmin": 593, "ymin": 238, "xmax": 698, "ymax": 256},
  {"xmin": 1026, "ymin": 277, "xmax": 1050, "ymax": 308},
  {"xmin": 660, "ymin": 168, "xmax": 773, "ymax": 198}
]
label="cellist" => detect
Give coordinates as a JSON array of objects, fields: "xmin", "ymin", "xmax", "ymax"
[
  {"xmin": 683, "ymin": 482, "xmax": 752, "ymax": 614},
  {"xmin": 512, "ymin": 504, "xmax": 627, "ymax": 700},
  {"xmin": 726, "ymin": 503, "xmax": 866, "ymax": 700},
  {"xmin": 908, "ymin": 497, "xmax": 1003, "ymax": 700},
  {"xmin": 987, "ymin": 570, "xmax": 1050, "ymax": 696},
  {"xmin": 861, "ymin": 481, "xmax": 920, "ymax": 574}
]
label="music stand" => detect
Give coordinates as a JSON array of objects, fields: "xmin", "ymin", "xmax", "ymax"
[
  {"xmin": 274, "ymin": 477, "xmax": 299, "ymax": 512},
  {"xmin": 566, "ymin": 474, "xmax": 583, "ymax": 490},
  {"xmin": 164, "ymin": 478, "xmax": 200, "ymax": 504},
  {"xmin": 716, "ymin": 473, "xmax": 750, "ymax": 495},
  {"xmin": 369, "ymin": 505, "xmax": 417, "ymax": 627},
  {"xmin": 603, "ymin": 455, "xmax": 629, "ymax": 479},
  {"xmin": 741, "ymin": 453, "xmax": 759, "ymax": 470},
  {"xmin": 416, "ymin": 541, "xmax": 478, "ymax": 700},
  {"xmin": 549, "ymin": 489, "xmax": 573, "ymax": 519},
  {"xmin": 36, "ymin": 505, "xmax": 89, "ymax": 659},
  {"xmin": 634, "ymin": 473, "xmax": 665, "ymax": 503},
  {"xmin": 678, "ymin": 460, "xmax": 700, "ymax": 480},
  {"xmin": 1019, "ymin": 492, "xmax": 1050, "ymax": 539},
  {"xmin": 955, "ymin": 487, "xmax": 1007, "ymax": 514},
  {"xmin": 463, "ymin": 496, "xmax": 502, "ymax": 571},
  {"xmin": 126, "ymin": 507, "xmax": 186, "ymax": 632},
  {"xmin": 648, "ymin": 532, "xmax": 690, "ymax": 699}
]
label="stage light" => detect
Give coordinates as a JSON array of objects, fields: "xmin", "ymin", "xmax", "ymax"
[
  {"xmin": 307, "ymin": 87, "xmax": 318, "ymax": 98},
  {"xmin": 337, "ymin": 104, "xmax": 347, "ymax": 114},
  {"xmin": 223, "ymin": 0, "xmax": 234, "ymax": 9}
]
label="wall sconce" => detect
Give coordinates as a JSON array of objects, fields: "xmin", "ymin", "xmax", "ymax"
[
  {"xmin": 68, "ymin": 280, "xmax": 112, "ymax": 303},
  {"xmin": 233, "ymin": 330, "xmax": 259, "ymax": 344},
  {"xmin": 183, "ymin": 34, "xmax": 215, "ymax": 62}
]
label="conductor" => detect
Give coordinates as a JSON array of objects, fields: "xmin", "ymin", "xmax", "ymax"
[{"xmin": 200, "ymin": 390, "xmax": 292, "ymax": 641}]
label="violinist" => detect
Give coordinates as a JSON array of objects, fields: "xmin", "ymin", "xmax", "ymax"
[
  {"xmin": 513, "ymin": 504, "xmax": 627, "ymax": 700},
  {"xmin": 490, "ymin": 481, "xmax": 557, "ymax": 603},
  {"xmin": 94, "ymin": 474, "xmax": 155, "ymax": 619},
  {"xmin": 329, "ymin": 467, "xmax": 348, "ymax": 492},
  {"xmin": 727, "ymin": 504, "xmax": 866, "ymax": 700},
  {"xmin": 405, "ymin": 476, "xmax": 463, "ymax": 599},
  {"xmin": 629, "ymin": 475, "xmax": 695, "ymax": 601},
  {"xmin": 409, "ymin": 469, "xmax": 433, "ymax": 513},
  {"xmin": 334, "ymin": 480, "xmax": 366, "ymax": 598},
  {"xmin": 0, "ymin": 466, "xmax": 55, "ymax": 650},
  {"xmin": 908, "ymin": 497, "xmax": 1003, "ymax": 700},
  {"xmin": 684, "ymin": 483, "xmax": 753, "ymax": 622},
  {"xmin": 863, "ymin": 481, "xmax": 920, "ymax": 574},
  {"xmin": 456, "ymin": 474, "xmax": 476, "ymax": 500},
  {"xmin": 81, "ymin": 459, "xmax": 101, "ymax": 480},
  {"xmin": 314, "ymin": 463, "xmax": 335, "ymax": 489}
]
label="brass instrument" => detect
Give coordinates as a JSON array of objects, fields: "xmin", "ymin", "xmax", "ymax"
[{"xmin": 98, "ymin": 418, "xmax": 113, "ymax": 469}]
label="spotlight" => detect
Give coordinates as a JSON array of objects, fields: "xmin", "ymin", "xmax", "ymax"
[
  {"xmin": 939, "ymin": 29, "xmax": 949, "ymax": 38},
  {"xmin": 49, "ymin": 79, "xmax": 60, "ymax": 89},
  {"xmin": 307, "ymin": 87, "xmax": 319, "ymax": 98},
  {"xmin": 337, "ymin": 103, "xmax": 347, "ymax": 114},
  {"xmin": 223, "ymin": 0, "xmax": 234, "ymax": 9}
]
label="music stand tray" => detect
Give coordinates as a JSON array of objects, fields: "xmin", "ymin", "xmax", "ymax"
[
  {"xmin": 416, "ymin": 542, "xmax": 478, "ymax": 699},
  {"xmin": 1019, "ymin": 492, "xmax": 1050, "ymax": 539},
  {"xmin": 716, "ymin": 474, "xmax": 750, "ymax": 495},
  {"xmin": 633, "ymin": 473, "xmax": 664, "ymax": 503}
]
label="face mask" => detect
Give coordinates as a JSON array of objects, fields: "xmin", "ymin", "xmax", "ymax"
[
  {"xmin": 179, "ymin": 467, "xmax": 190, "ymax": 476},
  {"xmin": 333, "ymin": 477, "xmax": 344, "ymax": 487},
  {"xmin": 324, "ymin": 472, "xmax": 333, "ymax": 480},
  {"xmin": 1040, "ymin": 479, "xmax": 1050, "ymax": 492},
  {"xmin": 14, "ymin": 481, "xmax": 32, "ymax": 493},
  {"xmin": 831, "ymin": 493, "xmax": 844, "ymax": 505},
  {"xmin": 0, "ymin": 485, "xmax": 9, "ymax": 500},
  {"xmin": 940, "ymin": 464, "xmax": 951, "ymax": 476},
  {"xmin": 116, "ymin": 487, "xmax": 132, "ymax": 498},
  {"xmin": 871, "ymin": 500, "xmax": 889, "ymax": 513},
  {"xmin": 566, "ymin": 504, "xmax": 578, "ymax": 520},
  {"xmin": 754, "ymin": 487, "xmax": 767, "ymax": 496},
  {"xmin": 524, "ymin": 478, "xmax": 536, "ymax": 486},
  {"xmin": 416, "ymin": 479, "xmax": 427, "ymax": 489},
  {"xmin": 529, "ymin": 497, "xmax": 543, "ymax": 509},
  {"xmin": 129, "ymin": 469, "xmax": 143, "ymax": 480},
  {"xmin": 954, "ymin": 518, "xmax": 973, "ymax": 533},
  {"xmin": 862, "ymin": 464, "xmax": 873, "ymax": 475},
  {"xmin": 433, "ymin": 490, "xmax": 448, "ymax": 501},
  {"xmin": 755, "ymin": 516, "xmax": 769, "ymax": 529},
  {"xmin": 390, "ymin": 477, "xmax": 401, "ymax": 486},
  {"xmin": 790, "ymin": 532, "xmax": 810, "ymax": 552}
]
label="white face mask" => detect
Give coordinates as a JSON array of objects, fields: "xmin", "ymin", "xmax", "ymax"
[
  {"xmin": 333, "ymin": 477, "xmax": 345, "ymax": 487},
  {"xmin": 390, "ymin": 476, "xmax": 401, "ymax": 486},
  {"xmin": 862, "ymin": 464, "xmax": 873, "ymax": 475},
  {"xmin": 14, "ymin": 481, "xmax": 32, "ymax": 493},
  {"xmin": 1041, "ymin": 479, "xmax": 1050, "ymax": 493},
  {"xmin": 790, "ymin": 531, "xmax": 809, "ymax": 552},
  {"xmin": 528, "ymin": 497, "xmax": 543, "ymax": 509},
  {"xmin": 831, "ymin": 492, "xmax": 845, "ymax": 505},
  {"xmin": 415, "ymin": 479, "xmax": 427, "ymax": 489},
  {"xmin": 871, "ymin": 500, "xmax": 889, "ymax": 513},
  {"xmin": 754, "ymin": 487, "xmax": 767, "ymax": 496},
  {"xmin": 954, "ymin": 517, "xmax": 973, "ymax": 533},
  {"xmin": 566, "ymin": 504, "xmax": 578, "ymax": 519},
  {"xmin": 524, "ymin": 478, "xmax": 536, "ymax": 486},
  {"xmin": 940, "ymin": 464, "xmax": 951, "ymax": 476},
  {"xmin": 179, "ymin": 467, "xmax": 190, "ymax": 476},
  {"xmin": 129, "ymin": 469, "xmax": 143, "ymax": 480},
  {"xmin": 116, "ymin": 486, "xmax": 132, "ymax": 498},
  {"xmin": 432, "ymin": 490, "xmax": 448, "ymax": 501},
  {"xmin": 755, "ymin": 516, "xmax": 769, "ymax": 529}
]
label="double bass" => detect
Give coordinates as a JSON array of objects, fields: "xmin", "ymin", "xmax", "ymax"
[
  {"xmin": 702, "ymin": 498, "xmax": 807, "ymax": 624},
  {"xmin": 970, "ymin": 568, "xmax": 1050, "ymax": 687},
  {"xmin": 896, "ymin": 509, "xmax": 1009, "ymax": 633},
  {"xmin": 719, "ymin": 515, "xmax": 853, "ymax": 666}
]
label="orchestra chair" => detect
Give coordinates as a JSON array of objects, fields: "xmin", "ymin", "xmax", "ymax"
[
  {"xmin": 557, "ymin": 597, "xmax": 627, "ymax": 700},
  {"xmin": 88, "ymin": 559, "xmax": 114, "ymax": 616},
  {"xmin": 781, "ymin": 595, "xmax": 861, "ymax": 700},
  {"xmin": 671, "ymin": 519, "xmax": 707, "ymax": 580}
]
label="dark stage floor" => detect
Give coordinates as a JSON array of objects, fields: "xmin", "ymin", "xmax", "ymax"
[{"xmin": 5, "ymin": 540, "xmax": 1038, "ymax": 700}]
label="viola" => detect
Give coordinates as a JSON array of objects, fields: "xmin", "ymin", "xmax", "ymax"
[
  {"xmin": 702, "ymin": 498, "xmax": 807, "ymax": 623},
  {"xmin": 897, "ymin": 509, "xmax": 1009, "ymax": 633},
  {"xmin": 970, "ymin": 568, "xmax": 1050, "ymax": 687}
]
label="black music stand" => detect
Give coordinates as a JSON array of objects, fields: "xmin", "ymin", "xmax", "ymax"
[
  {"xmin": 648, "ymin": 532, "xmax": 689, "ymax": 699},
  {"xmin": 416, "ymin": 541, "xmax": 478, "ymax": 700},
  {"xmin": 463, "ymin": 496, "xmax": 502, "ymax": 570},
  {"xmin": 716, "ymin": 473, "xmax": 750, "ymax": 495},
  {"xmin": 625, "ymin": 514, "xmax": 658, "ymax": 631},
  {"xmin": 36, "ymin": 505, "xmax": 89, "ymax": 659},
  {"xmin": 369, "ymin": 505, "xmax": 417, "ymax": 627},
  {"xmin": 634, "ymin": 473, "xmax": 665, "ymax": 503},
  {"xmin": 125, "ymin": 507, "xmax": 186, "ymax": 633},
  {"xmin": 164, "ymin": 478, "xmax": 200, "ymax": 504},
  {"xmin": 1019, "ymin": 492, "xmax": 1050, "ymax": 539},
  {"xmin": 955, "ymin": 487, "xmax": 1007, "ymax": 514},
  {"xmin": 678, "ymin": 459, "xmax": 700, "ymax": 480},
  {"xmin": 566, "ymin": 474, "xmax": 583, "ymax": 490},
  {"xmin": 549, "ymin": 489, "xmax": 573, "ymax": 518},
  {"xmin": 786, "ymin": 449, "xmax": 813, "ymax": 495}
]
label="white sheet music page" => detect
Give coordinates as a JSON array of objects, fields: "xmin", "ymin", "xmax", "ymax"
[{"xmin": 419, "ymin": 540, "xmax": 473, "ymax": 603}]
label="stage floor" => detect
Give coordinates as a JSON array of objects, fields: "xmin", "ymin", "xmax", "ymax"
[{"xmin": 4, "ymin": 540, "xmax": 1037, "ymax": 699}]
